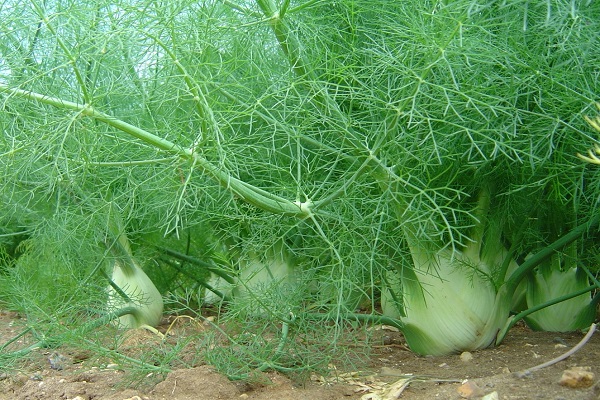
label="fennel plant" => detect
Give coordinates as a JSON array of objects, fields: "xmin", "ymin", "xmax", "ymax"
[{"xmin": 0, "ymin": 0, "xmax": 599, "ymax": 371}]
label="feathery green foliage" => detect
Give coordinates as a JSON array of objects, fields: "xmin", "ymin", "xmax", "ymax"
[{"xmin": 1, "ymin": 0, "xmax": 599, "ymax": 371}]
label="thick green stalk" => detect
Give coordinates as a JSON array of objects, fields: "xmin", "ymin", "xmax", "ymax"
[{"xmin": 0, "ymin": 83, "xmax": 309, "ymax": 217}]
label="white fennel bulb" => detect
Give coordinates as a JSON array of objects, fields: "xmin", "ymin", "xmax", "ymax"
[
  {"xmin": 381, "ymin": 188, "xmax": 515, "ymax": 355},
  {"xmin": 397, "ymin": 247, "xmax": 510, "ymax": 356},
  {"xmin": 233, "ymin": 251, "xmax": 295, "ymax": 297},
  {"xmin": 105, "ymin": 206, "xmax": 163, "ymax": 329},
  {"xmin": 107, "ymin": 259, "xmax": 164, "ymax": 329},
  {"xmin": 230, "ymin": 240, "xmax": 297, "ymax": 315}
]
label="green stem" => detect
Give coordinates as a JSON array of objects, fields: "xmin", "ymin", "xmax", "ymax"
[
  {"xmin": 0, "ymin": 327, "xmax": 33, "ymax": 352},
  {"xmin": 157, "ymin": 246, "xmax": 236, "ymax": 284},
  {"xmin": 255, "ymin": 312, "xmax": 295, "ymax": 372},
  {"xmin": 82, "ymin": 338, "xmax": 170, "ymax": 372},
  {"xmin": 304, "ymin": 311, "xmax": 405, "ymax": 331},
  {"xmin": 82, "ymin": 157, "xmax": 177, "ymax": 167},
  {"xmin": 496, "ymin": 283, "xmax": 598, "ymax": 344},
  {"xmin": 579, "ymin": 262, "xmax": 600, "ymax": 289},
  {"xmin": 505, "ymin": 213, "xmax": 600, "ymax": 293},
  {"xmin": 219, "ymin": 0, "xmax": 263, "ymax": 18},
  {"xmin": 0, "ymin": 83, "xmax": 309, "ymax": 217},
  {"xmin": 197, "ymin": 313, "xmax": 299, "ymax": 380}
]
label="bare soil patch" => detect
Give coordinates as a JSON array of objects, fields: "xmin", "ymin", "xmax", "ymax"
[{"xmin": 0, "ymin": 310, "xmax": 598, "ymax": 400}]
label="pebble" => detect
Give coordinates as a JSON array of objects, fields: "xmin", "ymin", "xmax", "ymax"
[
  {"xmin": 559, "ymin": 366, "xmax": 595, "ymax": 389},
  {"xmin": 481, "ymin": 391, "xmax": 499, "ymax": 400},
  {"xmin": 457, "ymin": 380, "xmax": 485, "ymax": 398},
  {"xmin": 460, "ymin": 351, "xmax": 473, "ymax": 362}
]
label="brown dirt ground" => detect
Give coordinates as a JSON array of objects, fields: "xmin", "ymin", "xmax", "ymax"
[{"xmin": 0, "ymin": 309, "xmax": 599, "ymax": 400}]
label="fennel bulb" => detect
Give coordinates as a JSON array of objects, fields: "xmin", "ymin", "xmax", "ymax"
[
  {"xmin": 105, "ymin": 206, "xmax": 163, "ymax": 329},
  {"xmin": 382, "ymin": 188, "xmax": 516, "ymax": 355},
  {"xmin": 387, "ymin": 247, "xmax": 511, "ymax": 356},
  {"xmin": 107, "ymin": 259, "xmax": 164, "ymax": 328},
  {"xmin": 230, "ymin": 241, "xmax": 297, "ymax": 315},
  {"xmin": 524, "ymin": 264, "xmax": 595, "ymax": 332},
  {"xmin": 233, "ymin": 252, "xmax": 295, "ymax": 298}
]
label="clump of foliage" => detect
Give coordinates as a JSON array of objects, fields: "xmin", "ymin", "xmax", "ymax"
[{"xmin": 0, "ymin": 0, "xmax": 599, "ymax": 376}]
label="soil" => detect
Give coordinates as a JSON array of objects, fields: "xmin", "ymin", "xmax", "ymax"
[{"xmin": 0, "ymin": 309, "xmax": 599, "ymax": 400}]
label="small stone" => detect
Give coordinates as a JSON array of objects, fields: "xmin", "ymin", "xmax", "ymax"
[
  {"xmin": 559, "ymin": 366, "xmax": 595, "ymax": 389},
  {"xmin": 460, "ymin": 351, "xmax": 473, "ymax": 362},
  {"xmin": 239, "ymin": 394, "xmax": 249, "ymax": 399},
  {"xmin": 380, "ymin": 324, "xmax": 400, "ymax": 332},
  {"xmin": 481, "ymin": 391, "xmax": 499, "ymax": 400},
  {"xmin": 457, "ymin": 380, "xmax": 485, "ymax": 398}
]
